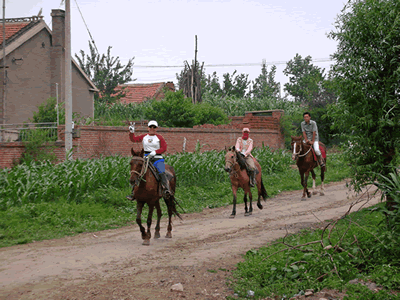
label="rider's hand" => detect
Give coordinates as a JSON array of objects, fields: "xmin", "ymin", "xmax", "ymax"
[
  {"xmin": 129, "ymin": 125, "xmax": 135, "ymax": 133},
  {"xmin": 149, "ymin": 150, "xmax": 156, "ymax": 157}
]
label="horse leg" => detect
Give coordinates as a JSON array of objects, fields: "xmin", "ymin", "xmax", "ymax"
[
  {"xmin": 154, "ymin": 200, "xmax": 162, "ymax": 239},
  {"xmin": 300, "ymin": 171, "xmax": 307, "ymax": 200},
  {"xmin": 136, "ymin": 201, "xmax": 148, "ymax": 244},
  {"xmin": 142, "ymin": 204, "xmax": 154, "ymax": 246},
  {"xmin": 305, "ymin": 171, "xmax": 312, "ymax": 198},
  {"xmin": 255, "ymin": 170, "xmax": 264, "ymax": 209},
  {"xmin": 244, "ymin": 193, "xmax": 249, "ymax": 216},
  {"xmin": 311, "ymin": 169, "xmax": 317, "ymax": 195},
  {"xmin": 166, "ymin": 202, "xmax": 173, "ymax": 238},
  {"xmin": 230, "ymin": 184, "xmax": 238, "ymax": 218},
  {"xmin": 246, "ymin": 190, "xmax": 254, "ymax": 216},
  {"xmin": 320, "ymin": 167, "xmax": 325, "ymax": 196}
]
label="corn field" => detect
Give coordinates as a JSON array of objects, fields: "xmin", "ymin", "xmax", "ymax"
[{"xmin": 0, "ymin": 147, "xmax": 292, "ymax": 210}]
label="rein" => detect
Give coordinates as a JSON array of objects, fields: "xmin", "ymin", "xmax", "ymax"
[
  {"xmin": 226, "ymin": 152, "xmax": 239, "ymax": 178},
  {"xmin": 130, "ymin": 156, "xmax": 150, "ymax": 183},
  {"xmin": 293, "ymin": 141, "xmax": 312, "ymax": 158}
]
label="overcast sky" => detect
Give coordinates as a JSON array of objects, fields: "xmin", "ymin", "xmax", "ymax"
[{"xmin": 6, "ymin": 0, "xmax": 346, "ymax": 90}]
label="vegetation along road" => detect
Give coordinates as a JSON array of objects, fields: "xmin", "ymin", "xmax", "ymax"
[{"xmin": 0, "ymin": 181, "xmax": 380, "ymax": 300}]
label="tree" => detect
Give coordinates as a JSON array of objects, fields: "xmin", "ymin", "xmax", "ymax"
[
  {"xmin": 251, "ymin": 64, "xmax": 280, "ymax": 99},
  {"xmin": 176, "ymin": 60, "xmax": 204, "ymax": 103},
  {"xmin": 75, "ymin": 41, "xmax": 134, "ymax": 104},
  {"xmin": 283, "ymin": 54, "xmax": 325, "ymax": 105},
  {"xmin": 222, "ymin": 70, "xmax": 251, "ymax": 98},
  {"xmin": 328, "ymin": 0, "xmax": 400, "ymax": 193}
]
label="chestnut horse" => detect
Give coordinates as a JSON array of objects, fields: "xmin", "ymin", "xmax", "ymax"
[
  {"xmin": 129, "ymin": 148, "xmax": 181, "ymax": 245},
  {"xmin": 291, "ymin": 136, "xmax": 327, "ymax": 200},
  {"xmin": 224, "ymin": 146, "xmax": 268, "ymax": 218}
]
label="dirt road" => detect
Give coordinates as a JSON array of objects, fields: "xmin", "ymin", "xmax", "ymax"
[{"xmin": 0, "ymin": 181, "xmax": 380, "ymax": 300}]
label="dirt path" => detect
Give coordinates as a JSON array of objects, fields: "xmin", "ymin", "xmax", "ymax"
[{"xmin": 0, "ymin": 181, "xmax": 380, "ymax": 300}]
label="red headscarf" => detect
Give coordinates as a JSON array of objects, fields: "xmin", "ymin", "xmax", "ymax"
[{"xmin": 242, "ymin": 128, "xmax": 250, "ymax": 140}]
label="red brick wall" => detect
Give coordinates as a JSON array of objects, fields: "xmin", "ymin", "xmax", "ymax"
[{"xmin": 0, "ymin": 110, "xmax": 284, "ymax": 169}]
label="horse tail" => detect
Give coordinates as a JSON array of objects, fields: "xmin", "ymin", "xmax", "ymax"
[
  {"xmin": 164, "ymin": 194, "xmax": 183, "ymax": 220},
  {"xmin": 260, "ymin": 178, "xmax": 268, "ymax": 201}
]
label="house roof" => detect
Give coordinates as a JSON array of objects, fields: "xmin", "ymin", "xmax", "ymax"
[
  {"xmin": 0, "ymin": 17, "xmax": 42, "ymax": 46},
  {"xmin": 117, "ymin": 82, "xmax": 175, "ymax": 104},
  {"xmin": 0, "ymin": 15, "xmax": 98, "ymax": 92}
]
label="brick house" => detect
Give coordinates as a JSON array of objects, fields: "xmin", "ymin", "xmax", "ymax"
[
  {"xmin": 117, "ymin": 82, "xmax": 175, "ymax": 104},
  {"xmin": 0, "ymin": 10, "xmax": 98, "ymax": 125}
]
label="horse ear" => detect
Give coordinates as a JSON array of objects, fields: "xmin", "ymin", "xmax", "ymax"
[
  {"xmin": 232, "ymin": 146, "xmax": 236, "ymax": 151},
  {"xmin": 131, "ymin": 148, "xmax": 135, "ymax": 156},
  {"xmin": 139, "ymin": 148, "xmax": 144, "ymax": 157}
]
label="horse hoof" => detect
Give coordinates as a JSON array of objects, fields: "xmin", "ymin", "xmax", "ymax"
[
  {"xmin": 313, "ymin": 191, "xmax": 318, "ymax": 195},
  {"xmin": 229, "ymin": 214, "xmax": 235, "ymax": 219},
  {"xmin": 154, "ymin": 232, "xmax": 160, "ymax": 239},
  {"xmin": 257, "ymin": 203, "xmax": 263, "ymax": 210},
  {"xmin": 245, "ymin": 212, "xmax": 250, "ymax": 216},
  {"xmin": 142, "ymin": 239, "xmax": 150, "ymax": 246},
  {"xmin": 165, "ymin": 232, "xmax": 172, "ymax": 238},
  {"xmin": 320, "ymin": 192, "xmax": 325, "ymax": 196},
  {"xmin": 301, "ymin": 198, "xmax": 307, "ymax": 201},
  {"xmin": 307, "ymin": 194, "xmax": 312, "ymax": 198}
]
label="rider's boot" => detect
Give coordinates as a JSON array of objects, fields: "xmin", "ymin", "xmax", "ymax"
[
  {"xmin": 126, "ymin": 187, "xmax": 136, "ymax": 201},
  {"xmin": 248, "ymin": 170, "xmax": 256, "ymax": 187},
  {"xmin": 160, "ymin": 172, "xmax": 173, "ymax": 198},
  {"xmin": 317, "ymin": 154, "xmax": 325, "ymax": 167}
]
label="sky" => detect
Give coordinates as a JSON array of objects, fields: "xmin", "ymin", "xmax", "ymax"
[{"xmin": 6, "ymin": 0, "xmax": 346, "ymax": 92}]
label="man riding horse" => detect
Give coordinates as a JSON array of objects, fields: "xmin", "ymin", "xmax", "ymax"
[
  {"xmin": 127, "ymin": 120, "xmax": 172, "ymax": 201},
  {"xmin": 301, "ymin": 112, "xmax": 325, "ymax": 167},
  {"xmin": 235, "ymin": 127, "xmax": 257, "ymax": 187}
]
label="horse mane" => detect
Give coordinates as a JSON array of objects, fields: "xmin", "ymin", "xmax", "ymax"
[{"xmin": 235, "ymin": 151, "xmax": 247, "ymax": 170}]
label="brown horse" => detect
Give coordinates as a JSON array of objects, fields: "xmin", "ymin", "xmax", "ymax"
[
  {"xmin": 224, "ymin": 146, "xmax": 268, "ymax": 218},
  {"xmin": 291, "ymin": 136, "xmax": 327, "ymax": 200},
  {"xmin": 129, "ymin": 148, "xmax": 181, "ymax": 245}
]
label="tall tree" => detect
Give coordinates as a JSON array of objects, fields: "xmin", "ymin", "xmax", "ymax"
[
  {"xmin": 328, "ymin": 0, "xmax": 400, "ymax": 192},
  {"xmin": 75, "ymin": 41, "xmax": 135, "ymax": 104},
  {"xmin": 283, "ymin": 54, "xmax": 325, "ymax": 105},
  {"xmin": 222, "ymin": 70, "xmax": 251, "ymax": 98},
  {"xmin": 252, "ymin": 64, "xmax": 280, "ymax": 99}
]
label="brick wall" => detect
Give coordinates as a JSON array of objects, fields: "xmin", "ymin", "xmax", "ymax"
[{"xmin": 0, "ymin": 110, "xmax": 284, "ymax": 169}]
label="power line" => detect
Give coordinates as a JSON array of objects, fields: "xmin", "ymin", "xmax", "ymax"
[
  {"xmin": 74, "ymin": 0, "xmax": 99, "ymax": 54},
  {"xmin": 133, "ymin": 58, "xmax": 334, "ymax": 68}
]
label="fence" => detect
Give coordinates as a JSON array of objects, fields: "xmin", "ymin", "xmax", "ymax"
[{"xmin": 0, "ymin": 123, "xmax": 58, "ymax": 142}]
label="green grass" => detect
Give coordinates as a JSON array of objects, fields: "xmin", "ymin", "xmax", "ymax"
[
  {"xmin": 227, "ymin": 203, "xmax": 400, "ymax": 299},
  {"xmin": 0, "ymin": 147, "xmax": 350, "ymax": 248}
]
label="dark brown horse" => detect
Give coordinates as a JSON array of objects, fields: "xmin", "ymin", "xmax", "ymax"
[
  {"xmin": 129, "ymin": 148, "xmax": 181, "ymax": 245},
  {"xmin": 291, "ymin": 136, "xmax": 327, "ymax": 200},
  {"xmin": 224, "ymin": 146, "xmax": 268, "ymax": 218}
]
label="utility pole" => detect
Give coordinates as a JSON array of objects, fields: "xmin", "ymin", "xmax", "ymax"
[
  {"xmin": 64, "ymin": 0, "xmax": 73, "ymax": 159},
  {"xmin": 1, "ymin": 0, "xmax": 6, "ymax": 141}
]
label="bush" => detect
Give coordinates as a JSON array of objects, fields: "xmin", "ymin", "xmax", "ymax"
[{"xmin": 31, "ymin": 97, "xmax": 65, "ymax": 124}]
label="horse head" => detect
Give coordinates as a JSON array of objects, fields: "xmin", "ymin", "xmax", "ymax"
[
  {"xmin": 224, "ymin": 146, "xmax": 237, "ymax": 173},
  {"xmin": 130, "ymin": 148, "xmax": 145, "ymax": 185},
  {"xmin": 291, "ymin": 136, "xmax": 303, "ymax": 160}
]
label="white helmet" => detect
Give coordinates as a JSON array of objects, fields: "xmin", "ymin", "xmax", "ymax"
[{"xmin": 148, "ymin": 120, "xmax": 158, "ymax": 127}]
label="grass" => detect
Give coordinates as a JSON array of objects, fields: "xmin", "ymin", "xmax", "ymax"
[
  {"xmin": 227, "ymin": 202, "xmax": 400, "ymax": 299},
  {"xmin": 0, "ymin": 147, "xmax": 349, "ymax": 248}
]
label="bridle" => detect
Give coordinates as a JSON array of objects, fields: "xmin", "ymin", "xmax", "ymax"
[
  {"xmin": 130, "ymin": 156, "xmax": 150, "ymax": 184},
  {"xmin": 292, "ymin": 141, "xmax": 312, "ymax": 159},
  {"xmin": 225, "ymin": 151, "xmax": 239, "ymax": 177}
]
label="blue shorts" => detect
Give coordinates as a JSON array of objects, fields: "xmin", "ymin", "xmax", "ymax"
[{"xmin": 144, "ymin": 154, "xmax": 165, "ymax": 173}]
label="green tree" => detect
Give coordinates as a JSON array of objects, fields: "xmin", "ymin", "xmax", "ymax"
[
  {"xmin": 328, "ymin": 0, "xmax": 400, "ymax": 192},
  {"xmin": 75, "ymin": 41, "xmax": 134, "ymax": 104},
  {"xmin": 145, "ymin": 90, "xmax": 228, "ymax": 128},
  {"xmin": 222, "ymin": 70, "xmax": 251, "ymax": 98},
  {"xmin": 252, "ymin": 64, "xmax": 280, "ymax": 99},
  {"xmin": 31, "ymin": 97, "xmax": 65, "ymax": 125},
  {"xmin": 283, "ymin": 54, "xmax": 325, "ymax": 105}
]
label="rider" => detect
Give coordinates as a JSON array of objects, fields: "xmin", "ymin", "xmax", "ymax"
[
  {"xmin": 235, "ymin": 127, "xmax": 256, "ymax": 187},
  {"xmin": 301, "ymin": 112, "xmax": 325, "ymax": 167},
  {"xmin": 127, "ymin": 120, "xmax": 172, "ymax": 200}
]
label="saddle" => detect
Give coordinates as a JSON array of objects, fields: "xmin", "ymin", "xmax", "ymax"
[
  {"xmin": 237, "ymin": 152, "xmax": 259, "ymax": 175},
  {"xmin": 148, "ymin": 159, "xmax": 174, "ymax": 196},
  {"xmin": 311, "ymin": 144, "xmax": 326, "ymax": 161}
]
